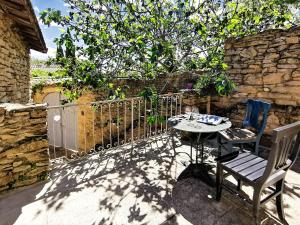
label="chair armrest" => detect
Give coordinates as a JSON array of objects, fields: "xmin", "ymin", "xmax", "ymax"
[{"xmin": 215, "ymin": 151, "xmax": 239, "ymax": 163}]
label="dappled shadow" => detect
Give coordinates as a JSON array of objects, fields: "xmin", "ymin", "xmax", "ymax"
[
  {"xmin": 22, "ymin": 134, "xmax": 184, "ymax": 225},
  {"xmin": 264, "ymin": 157, "xmax": 300, "ymax": 225},
  {"xmin": 172, "ymin": 178, "xmax": 246, "ymax": 225},
  {"xmin": 171, "ymin": 177, "xmax": 291, "ymax": 225},
  {"xmin": 170, "ymin": 137, "xmax": 300, "ymax": 225},
  {"xmin": 0, "ymin": 134, "xmax": 299, "ymax": 225}
]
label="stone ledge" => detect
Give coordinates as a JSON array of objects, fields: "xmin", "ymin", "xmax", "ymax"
[{"xmin": 0, "ymin": 103, "xmax": 47, "ymax": 113}]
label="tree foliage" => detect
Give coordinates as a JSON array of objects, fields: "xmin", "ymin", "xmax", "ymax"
[{"xmin": 40, "ymin": 0, "xmax": 295, "ymax": 93}]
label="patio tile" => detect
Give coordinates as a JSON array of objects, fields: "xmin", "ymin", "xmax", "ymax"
[{"xmin": 0, "ymin": 135, "xmax": 299, "ymax": 225}]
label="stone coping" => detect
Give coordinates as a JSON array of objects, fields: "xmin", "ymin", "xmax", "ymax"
[{"xmin": 0, "ymin": 103, "xmax": 47, "ymax": 113}]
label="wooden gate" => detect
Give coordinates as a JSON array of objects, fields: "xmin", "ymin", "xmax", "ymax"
[{"xmin": 43, "ymin": 92, "xmax": 78, "ymax": 151}]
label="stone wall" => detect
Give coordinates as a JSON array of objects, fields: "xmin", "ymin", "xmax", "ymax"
[
  {"xmin": 115, "ymin": 72, "xmax": 201, "ymax": 96},
  {"xmin": 0, "ymin": 11, "xmax": 30, "ymax": 103},
  {"xmin": 215, "ymin": 27, "xmax": 300, "ymax": 137},
  {"xmin": 0, "ymin": 103, "xmax": 49, "ymax": 192},
  {"xmin": 31, "ymin": 72, "xmax": 201, "ymax": 103}
]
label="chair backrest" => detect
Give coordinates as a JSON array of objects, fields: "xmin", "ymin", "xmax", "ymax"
[
  {"xmin": 242, "ymin": 99, "xmax": 271, "ymax": 135},
  {"xmin": 261, "ymin": 121, "xmax": 300, "ymax": 183}
]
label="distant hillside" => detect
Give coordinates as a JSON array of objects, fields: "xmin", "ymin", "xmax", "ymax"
[{"xmin": 30, "ymin": 58, "xmax": 63, "ymax": 78}]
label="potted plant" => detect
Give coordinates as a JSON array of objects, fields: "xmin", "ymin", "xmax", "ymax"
[{"xmin": 194, "ymin": 71, "xmax": 235, "ymax": 114}]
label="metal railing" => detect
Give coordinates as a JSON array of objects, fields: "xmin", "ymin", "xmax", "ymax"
[{"xmin": 47, "ymin": 93, "xmax": 183, "ymax": 165}]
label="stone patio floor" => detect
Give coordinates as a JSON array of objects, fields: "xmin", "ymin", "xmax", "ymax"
[{"xmin": 0, "ymin": 135, "xmax": 299, "ymax": 225}]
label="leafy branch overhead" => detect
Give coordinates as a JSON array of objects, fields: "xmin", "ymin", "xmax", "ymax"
[
  {"xmin": 194, "ymin": 72, "xmax": 236, "ymax": 97},
  {"xmin": 40, "ymin": 0, "xmax": 295, "ymax": 91}
]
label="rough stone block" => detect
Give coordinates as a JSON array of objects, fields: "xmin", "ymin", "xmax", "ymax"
[
  {"xmin": 12, "ymin": 160, "xmax": 22, "ymax": 167},
  {"xmin": 286, "ymin": 36, "xmax": 299, "ymax": 44},
  {"xmin": 266, "ymin": 48, "xmax": 277, "ymax": 53},
  {"xmin": 226, "ymin": 49, "xmax": 237, "ymax": 56},
  {"xmin": 224, "ymin": 42, "xmax": 232, "ymax": 50},
  {"xmin": 273, "ymin": 86, "xmax": 299, "ymax": 94},
  {"xmin": 290, "ymin": 44, "xmax": 300, "ymax": 49},
  {"xmin": 13, "ymin": 165, "xmax": 31, "ymax": 173},
  {"xmin": 266, "ymin": 112, "xmax": 280, "ymax": 133},
  {"xmin": 262, "ymin": 63, "xmax": 277, "ymax": 68},
  {"xmin": 36, "ymin": 161, "xmax": 49, "ymax": 167},
  {"xmin": 0, "ymin": 176, "xmax": 13, "ymax": 186},
  {"xmin": 275, "ymin": 99, "xmax": 297, "ymax": 106},
  {"xmin": 262, "ymin": 67, "xmax": 277, "ymax": 73},
  {"xmin": 227, "ymin": 68, "xmax": 241, "ymax": 74},
  {"xmin": 263, "ymin": 73, "xmax": 283, "ymax": 84},
  {"xmin": 244, "ymin": 75, "xmax": 263, "ymax": 85},
  {"xmin": 30, "ymin": 110, "xmax": 47, "ymax": 118},
  {"xmin": 240, "ymin": 47, "xmax": 257, "ymax": 58},
  {"xmin": 248, "ymin": 64, "xmax": 262, "ymax": 70},
  {"xmin": 241, "ymin": 68, "xmax": 262, "ymax": 74},
  {"xmin": 248, "ymin": 40, "xmax": 268, "ymax": 46},
  {"xmin": 14, "ymin": 177, "xmax": 38, "ymax": 188},
  {"xmin": 1, "ymin": 139, "xmax": 48, "ymax": 158},
  {"xmin": 277, "ymin": 45, "xmax": 288, "ymax": 51},
  {"xmin": 0, "ymin": 171, "xmax": 7, "ymax": 178},
  {"xmin": 277, "ymin": 64, "xmax": 298, "ymax": 69},
  {"xmin": 285, "ymin": 81, "xmax": 300, "ymax": 86},
  {"xmin": 257, "ymin": 92, "xmax": 292, "ymax": 100},
  {"xmin": 236, "ymin": 85, "xmax": 258, "ymax": 94},
  {"xmin": 292, "ymin": 70, "xmax": 300, "ymax": 78},
  {"xmin": 265, "ymin": 53, "xmax": 280, "ymax": 60},
  {"xmin": 0, "ymin": 107, "xmax": 5, "ymax": 115},
  {"xmin": 26, "ymin": 166, "xmax": 48, "ymax": 177},
  {"xmin": 287, "ymin": 58, "xmax": 299, "ymax": 64},
  {"xmin": 25, "ymin": 151, "xmax": 49, "ymax": 163}
]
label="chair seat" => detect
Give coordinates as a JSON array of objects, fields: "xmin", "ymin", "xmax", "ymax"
[
  {"xmin": 220, "ymin": 152, "xmax": 267, "ymax": 183},
  {"xmin": 219, "ymin": 128, "xmax": 257, "ymax": 142}
]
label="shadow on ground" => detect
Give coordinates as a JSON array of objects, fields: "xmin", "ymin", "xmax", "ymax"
[
  {"xmin": 0, "ymin": 135, "xmax": 183, "ymax": 225},
  {"xmin": 0, "ymin": 134, "xmax": 299, "ymax": 225}
]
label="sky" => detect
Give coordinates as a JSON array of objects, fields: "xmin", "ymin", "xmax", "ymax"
[{"xmin": 31, "ymin": 0, "xmax": 67, "ymax": 60}]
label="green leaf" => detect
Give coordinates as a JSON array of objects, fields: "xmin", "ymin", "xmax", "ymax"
[{"xmin": 39, "ymin": 0, "xmax": 294, "ymax": 99}]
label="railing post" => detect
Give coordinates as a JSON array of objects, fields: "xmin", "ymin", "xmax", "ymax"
[
  {"xmin": 144, "ymin": 99, "xmax": 147, "ymax": 139},
  {"xmin": 117, "ymin": 102, "xmax": 120, "ymax": 146},
  {"xmin": 138, "ymin": 99, "xmax": 141, "ymax": 140},
  {"xmin": 165, "ymin": 96, "xmax": 168, "ymax": 131},
  {"xmin": 101, "ymin": 105, "xmax": 104, "ymax": 149},
  {"xmin": 124, "ymin": 101, "xmax": 127, "ymax": 143},
  {"xmin": 92, "ymin": 104, "xmax": 96, "ymax": 151},
  {"xmin": 109, "ymin": 103, "xmax": 112, "ymax": 148},
  {"xmin": 131, "ymin": 99, "xmax": 134, "ymax": 149}
]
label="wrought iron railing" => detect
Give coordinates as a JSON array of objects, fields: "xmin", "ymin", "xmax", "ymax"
[{"xmin": 46, "ymin": 93, "xmax": 183, "ymax": 164}]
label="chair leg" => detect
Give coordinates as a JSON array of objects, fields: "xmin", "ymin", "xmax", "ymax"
[
  {"xmin": 252, "ymin": 189, "xmax": 262, "ymax": 225},
  {"xmin": 237, "ymin": 179, "xmax": 242, "ymax": 191},
  {"xmin": 254, "ymin": 141, "xmax": 260, "ymax": 155},
  {"xmin": 227, "ymin": 142, "xmax": 233, "ymax": 153},
  {"xmin": 216, "ymin": 164, "xmax": 223, "ymax": 201},
  {"xmin": 276, "ymin": 180, "xmax": 285, "ymax": 221},
  {"xmin": 217, "ymin": 133, "xmax": 222, "ymax": 157},
  {"xmin": 239, "ymin": 143, "xmax": 243, "ymax": 151}
]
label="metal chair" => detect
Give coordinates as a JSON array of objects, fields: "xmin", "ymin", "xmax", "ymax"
[
  {"xmin": 218, "ymin": 99, "xmax": 271, "ymax": 155},
  {"xmin": 216, "ymin": 121, "xmax": 300, "ymax": 225}
]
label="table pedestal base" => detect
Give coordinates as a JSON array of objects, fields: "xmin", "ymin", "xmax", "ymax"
[{"xmin": 177, "ymin": 163, "xmax": 216, "ymax": 187}]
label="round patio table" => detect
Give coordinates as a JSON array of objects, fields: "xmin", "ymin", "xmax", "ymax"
[
  {"xmin": 168, "ymin": 113, "xmax": 231, "ymax": 185},
  {"xmin": 170, "ymin": 114, "xmax": 231, "ymax": 133}
]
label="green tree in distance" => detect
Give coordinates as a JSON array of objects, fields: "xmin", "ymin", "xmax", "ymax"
[{"xmin": 40, "ymin": 0, "xmax": 296, "ymax": 97}]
